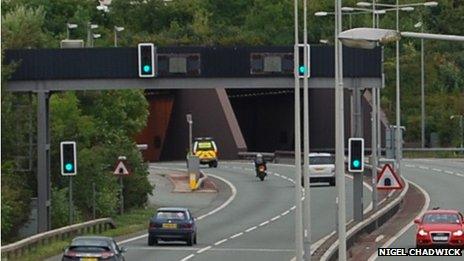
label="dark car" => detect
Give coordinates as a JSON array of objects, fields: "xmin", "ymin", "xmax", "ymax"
[
  {"xmin": 62, "ymin": 236, "xmax": 126, "ymax": 261},
  {"xmin": 148, "ymin": 207, "xmax": 197, "ymax": 246}
]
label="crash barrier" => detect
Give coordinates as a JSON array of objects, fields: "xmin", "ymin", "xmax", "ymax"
[
  {"xmin": 320, "ymin": 166, "xmax": 409, "ymax": 261},
  {"xmin": 1, "ymin": 218, "xmax": 116, "ymax": 260},
  {"xmin": 237, "ymin": 152, "xmax": 275, "ymax": 161}
]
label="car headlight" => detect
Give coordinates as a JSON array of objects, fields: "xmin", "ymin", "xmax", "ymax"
[
  {"xmin": 418, "ymin": 229, "xmax": 428, "ymax": 236},
  {"xmin": 452, "ymin": 230, "xmax": 463, "ymax": 236}
]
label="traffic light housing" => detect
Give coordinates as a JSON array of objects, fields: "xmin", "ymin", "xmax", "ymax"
[
  {"xmin": 348, "ymin": 138, "xmax": 364, "ymax": 172},
  {"xmin": 296, "ymin": 44, "xmax": 310, "ymax": 78},
  {"xmin": 138, "ymin": 43, "xmax": 156, "ymax": 78},
  {"xmin": 60, "ymin": 141, "xmax": 77, "ymax": 175}
]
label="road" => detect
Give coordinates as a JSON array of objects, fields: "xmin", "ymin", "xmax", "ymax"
[
  {"xmin": 120, "ymin": 161, "xmax": 371, "ymax": 261},
  {"xmin": 376, "ymin": 158, "xmax": 464, "ymax": 261}
]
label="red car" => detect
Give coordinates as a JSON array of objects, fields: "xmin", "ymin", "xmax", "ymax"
[{"xmin": 415, "ymin": 209, "xmax": 464, "ymax": 248}]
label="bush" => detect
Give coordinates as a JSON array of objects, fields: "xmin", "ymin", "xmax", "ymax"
[{"xmin": 1, "ymin": 161, "xmax": 32, "ymax": 243}]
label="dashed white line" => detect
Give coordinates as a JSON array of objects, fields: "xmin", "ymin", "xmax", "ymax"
[
  {"xmin": 456, "ymin": 173, "xmax": 464, "ymax": 177},
  {"xmin": 197, "ymin": 246, "xmax": 212, "ymax": 254},
  {"xmin": 282, "ymin": 210, "xmax": 290, "ymax": 216},
  {"xmin": 444, "ymin": 170, "xmax": 454, "ymax": 174},
  {"xmin": 180, "ymin": 254, "xmax": 195, "ymax": 261},
  {"xmin": 271, "ymin": 215, "xmax": 281, "ymax": 221},
  {"xmin": 230, "ymin": 232, "xmax": 243, "ymax": 239},
  {"xmin": 419, "ymin": 166, "xmax": 429, "ymax": 170},
  {"xmin": 245, "ymin": 226, "xmax": 257, "ymax": 232},
  {"xmin": 405, "ymin": 164, "xmax": 415, "ymax": 167},
  {"xmin": 432, "ymin": 168, "xmax": 442, "ymax": 172},
  {"xmin": 214, "ymin": 239, "xmax": 228, "ymax": 246},
  {"xmin": 259, "ymin": 221, "xmax": 270, "ymax": 227},
  {"xmin": 274, "ymin": 173, "xmax": 281, "ymax": 177},
  {"xmin": 290, "ymin": 206, "xmax": 296, "ymax": 211}
]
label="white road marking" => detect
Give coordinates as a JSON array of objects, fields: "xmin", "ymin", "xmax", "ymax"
[
  {"xmin": 197, "ymin": 246, "xmax": 211, "ymax": 253},
  {"xmin": 405, "ymin": 164, "xmax": 415, "ymax": 168},
  {"xmin": 432, "ymin": 168, "xmax": 442, "ymax": 172},
  {"xmin": 282, "ymin": 210, "xmax": 290, "ymax": 216},
  {"xmin": 456, "ymin": 173, "xmax": 464, "ymax": 177},
  {"xmin": 274, "ymin": 173, "xmax": 282, "ymax": 177},
  {"xmin": 118, "ymin": 234, "xmax": 148, "ymax": 245},
  {"xmin": 230, "ymin": 232, "xmax": 243, "ymax": 239},
  {"xmin": 214, "ymin": 239, "xmax": 228, "ymax": 246},
  {"xmin": 195, "ymin": 173, "xmax": 237, "ymax": 221},
  {"xmin": 419, "ymin": 166, "xmax": 429, "ymax": 170},
  {"xmin": 271, "ymin": 215, "xmax": 281, "ymax": 221},
  {"xmin": 180, "ymin": 254, "xmax": 195, "ymax": 261},
  {"xmin": 375, "ymin": 235, "xmax": 384, "ymax": 242},
  {"xmin": 245, "ymin": 226, "xmax": 257, "ymax": 232},
  {"xmin": 444, "ymin": 170, "xmax": 454, "ymax": 174},
  {"xmin": 367, "ymin": 179, "xmax": 430, "ymax": 261},
  {"xmin": 259, "ymin": 221, "xmax": 270, "ymax": 227}
]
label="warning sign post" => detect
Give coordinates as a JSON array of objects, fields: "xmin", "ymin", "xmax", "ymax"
[
  {"xmin": 114, "ymin": 156, "xmax": 131, "ymax": 214},
  {"xmin": 377, "ymin": 163, "xmax": 403, "ymax": 190}
]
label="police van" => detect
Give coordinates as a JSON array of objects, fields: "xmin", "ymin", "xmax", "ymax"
[{"xmin": 193, "ymin": 137, "xmax": 218, "ymax": 168}]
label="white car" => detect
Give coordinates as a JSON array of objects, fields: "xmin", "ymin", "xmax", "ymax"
[{"xmin": 303, "ymin": 153, "xmax": 335, "ymax": 186}]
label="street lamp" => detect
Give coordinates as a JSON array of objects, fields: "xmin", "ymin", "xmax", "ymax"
[
  {"xmin": 414, "ymin": 21, "xmax": 426, "ymax": 148},
  {"xmin": 450, "ymin": 115, "xmax": 464, "ymax": 151},
  {"xmin": 92, "ymin": 33, "xmax": 101, "ymax": 47},
  {"xmin": 114, "ymin": 26, "xmax": 125, "ymax": 47},
  {"xmin": 66, "ymin": 23, "xmax": 78, "ymax": 39},
  {"xmin": 87, "ymin": 23, "xmax": 98, "ymax": 47},
  {"xmin": 186, "ymin": 114, "xmax": 193, "ymax": 155},
  {"xmin": 357, "ymin": 1, "xmax": 438, "ymax": 7}
]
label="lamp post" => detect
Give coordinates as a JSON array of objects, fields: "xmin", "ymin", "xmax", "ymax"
[
  {"xmin": 66, "ymin": 23, "xmax": 78, "ymax": 39},
  {"xmin": 415, "ymin": 21, "xmax": 426, "ymax": 148},
  {"xmin": 293, "ymin": 0, "xmax": 304, "ymax": 259},
  {"xmin": 186, "ymin": 114, "xmax": 193, "ymax": 155},
  {"xmin": 114, "ymin": 26, "xmax": 125, "ymax": 47},
  {"xmin": 334, "ymin": 0, "xmax": 347, "ymax": 260},
  {"xmin": 355, "ymin": 0, "xmax": 438, "ymax": 175},
  {"xmin": 87, "ymin": 23, "xmax": 99, "ymax": 47},
  {"xmin": 450, "ymin": 115, "xmax": 464, "ymax": 151},
  {"xmin": 92, "ymin": 33, "xmax": 101, "ymax": 47}
]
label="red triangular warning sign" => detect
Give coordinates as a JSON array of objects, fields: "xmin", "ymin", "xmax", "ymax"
[
  {"xmin": 377, "ymin": 164, "xmax": 403, "ymax": 190},
  {"xmin": 113, "ymin": 160, "xmax": 130, "ymax": 175}
]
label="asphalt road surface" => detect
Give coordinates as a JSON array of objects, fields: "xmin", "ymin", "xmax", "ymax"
[
  {"xmin": 120, "ymin": 161, "xmax": 371, "ymax": 261},
  {"xmin": 375, "ymin": 158, "xmax": 464, "ymax": 261}
]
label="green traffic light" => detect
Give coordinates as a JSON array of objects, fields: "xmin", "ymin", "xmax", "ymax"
[
  {"xmin": 353, "ymin": 160, "xmax": 360, "ymax": 168},
  {"xmin": 299, "ymin": 66, "xmax": 306, "ymax": 74},
  {"xmin": 65, "ymin": 163, "xmax": 73, "ymax": 171},
  {"xmin": 143, "ymin": 65, "xmax": 151, "ymax": 73}
]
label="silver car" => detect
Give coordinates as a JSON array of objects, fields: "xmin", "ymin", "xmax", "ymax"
[{"xmin": 306, "ymin": 153, "xmax": 335, "ymax": 186}]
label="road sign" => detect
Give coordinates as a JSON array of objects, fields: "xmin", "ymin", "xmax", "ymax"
[
  {"xmin": 113, "ymin": 160, "xmax": 130, "ymax": 175},
  {"xmin": 377, "ymin": 163, "xmax": 402, "ymax": 190}
]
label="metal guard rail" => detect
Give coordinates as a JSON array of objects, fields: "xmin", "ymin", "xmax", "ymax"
[{"xmin": 1, "ymin": 218, "xmax": 116, "ymax": 260}]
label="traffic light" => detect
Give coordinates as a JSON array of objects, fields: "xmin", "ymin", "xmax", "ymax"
[
  {"xmin": 60, "ymin": 141, "xmax": 77, "ymax": 175},
  {"xmin": 348, "ymin": 138, "xmax": 364, "ymax": 172},
  {"xmin": 296, "ymin": 44, "xmax": 310, "ymax": 78},
  {"xmin": 138, "ymin": 43, "xmax": 156, "ymax": 78}
]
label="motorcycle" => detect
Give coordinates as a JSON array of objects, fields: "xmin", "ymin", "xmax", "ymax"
[{"xmin": 256, "ymin": 163, "xmax": 267, "ymax": 181}]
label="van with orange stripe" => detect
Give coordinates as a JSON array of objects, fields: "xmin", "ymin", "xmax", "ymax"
[{"xmin": 193, "ymin": 137, "xmax": 218, "ymax": 168}]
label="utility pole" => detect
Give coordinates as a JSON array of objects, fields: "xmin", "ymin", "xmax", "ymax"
[
  {"xmin": 395, "ymin": 0, "xmax": 402, "ymax": 175},
  {"xmin": 335, "ymin": 0, "xmax": 347, "ymax": 260},
  {"xmin": 302, "ymin": 0, "xmax": 312, "ymax": 259},
  {"xmin": 294, "ymin": 0, "xmax": 304, "ymax": 259}
]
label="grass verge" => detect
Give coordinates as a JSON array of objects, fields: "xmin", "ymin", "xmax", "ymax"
[{"xmin": 9, "ymin": 207, "xmax": 155, "ymax": 261}]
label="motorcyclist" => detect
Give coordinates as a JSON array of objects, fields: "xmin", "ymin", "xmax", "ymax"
[{"xmin": 254, "ymin": 153, "xmax": 266, "ymax": 176}]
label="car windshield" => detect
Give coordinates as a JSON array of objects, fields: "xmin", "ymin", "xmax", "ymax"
[
  {"xmin": 156, "ymin": 211, "xmax": 186, "ymax": 220},
  {"xmin": 310, "ymin": 156, "xmax": 334, "ymax": 165},
  {"xmin": 422, "ymin": 213, "xmax": 461, "ymax": 224}
]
